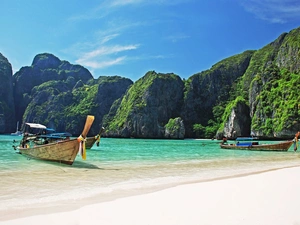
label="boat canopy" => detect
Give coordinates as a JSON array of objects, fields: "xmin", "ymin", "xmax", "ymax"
[
  {"xmin": 38, "ymin": 133, "xmax": 72, "ymax": 139},
  {"xmin": 25, "ymin": 123, "xmax": 47, "ymax": 129},
  {"xmin": 236, "ymin": 137, "xmax": 256, "ymax": 141},
  {"xmin": 46, "ymin": 128, "xmax": 55, "ymax": 132}
]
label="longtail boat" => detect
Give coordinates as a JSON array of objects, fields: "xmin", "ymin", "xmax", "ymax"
[
  {"xmin": 13, "ymin": 115, "xmax": 95, "ymax": 165},
  {"xmin": 220, "ymin": 137, "xmax": 293, "ymax": 152},
  {"xmin": 86, "ymin": 127, "xmax": 105, "ymax": 149}
]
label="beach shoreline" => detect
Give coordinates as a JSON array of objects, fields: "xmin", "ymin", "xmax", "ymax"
[{"xmin": 2, "ymin": 165, "xmax": 300, "ymax": 225}]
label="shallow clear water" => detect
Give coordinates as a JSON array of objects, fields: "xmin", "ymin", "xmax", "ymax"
[{"xmin": 1, "ymin": 135, "xmax": 300, "ymax": 217}]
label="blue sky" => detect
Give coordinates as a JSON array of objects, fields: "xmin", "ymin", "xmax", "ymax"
[{"xmin": 1, "ymin": 0, "xmax": 300, "ymax": 81}]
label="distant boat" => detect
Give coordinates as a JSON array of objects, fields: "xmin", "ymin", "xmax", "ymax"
[
  {"xmin": 13, "ymin": 115, "xmax": 95, "ymax": 165},
  {"xmin": 220, "ymin": 137, "xmax": 293, "ymax": 151},
  {"xmin": 11, "ymin": 121, "xmax": 22, "ymax": 136},
  {"xmin": 86, "ymin": 127, "xmax": 105, "ymax": 149}
]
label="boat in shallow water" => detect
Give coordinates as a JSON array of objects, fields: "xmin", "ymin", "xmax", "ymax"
[
  {"xmin": 11, "ymin": 121, "xmax": 22, "ymax": 136},
  {"xmin": 86, "ymin": 127, "xmax": 105, "ymax": 149},
  {"xmin": 13, "ymin": 115, "xmax": 94, "ymax": 165},
  {"xmin": 220, "ymin": 137, "xmax": 293, "ymax": 152}
]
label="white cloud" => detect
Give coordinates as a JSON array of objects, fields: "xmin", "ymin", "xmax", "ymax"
[
  {"xmin": 67, "ymin": 0, "xmax": 183, "ymax": 71},
  {"xmin": 77, "ymin": 56, "xmax": 127, "ymax": 69},
  {"xmin": 165, "ymin": 34, "xmax": 190, "ymax": 43},
  {"xmin": 75, "ymin": 45, "xmax": 139, "ymax": 69},
  {"xmin": 100, "ymin": 34, "xmax": 120, "ymax": 44},
  {"xmin": 107, "ymin": 0, "xmax": 192, "ymax": 7},
  {"xmin": 240, "ymin": 0, "xmax": 300, "ymax": 23},
  {"xmin": 109, "ymin": 0, "xmax": 144, "ymax": 7},
  {"xmin": 81, "ymin": 45, "xmax": 139, "ymax": 59}
]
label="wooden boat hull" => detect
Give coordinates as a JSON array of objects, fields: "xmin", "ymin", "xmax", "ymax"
[
  {"xmin": 86, "ymin": 127, "xmax": 104, "ymax": 149},
  {"xmin": 85, "ymin": 136, "xmax": 97, "ymax": 149},
  {"xmin": 220, "ymin": 140, "xmax": 293, "ymax": 151},
  {"xmin": 19, "ymin": 139, "xmax": 80, "ymax": 165}
]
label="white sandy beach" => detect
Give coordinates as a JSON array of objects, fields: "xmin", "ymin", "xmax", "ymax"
[{"xmin": 2, "ymin": 166, "xmax": 300, "ymax": 225}]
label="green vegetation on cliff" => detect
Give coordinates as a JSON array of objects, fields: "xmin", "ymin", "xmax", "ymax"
[
  {"xmin": 165, "ymin": 118, "xmax": 180, "ymax": 132},
  {"xmin": 219, "ymin": 96, "xmax": 248, "ymax": 130},
  {"xmin": 183, "ymin": 50, "xmax": 254, "ymax": 138},
  {"xmin": 0, "ymin": 53, "xmax": 14, "ymax": 132},
  {"xmin": 22, "ymin": 79, "xmax": 99, "ymax": 133},
  {"xmin": 252, "ymin": 67, "xmax": 300, "ymax": 134},
  {"xmin": 106, "ymin": 72, "xmax": 152, "ymax": 131},
  {"xmin": 3, "ymin": 27, "xmax": 300, "ymax": 138},
  {"xmin": 106, "ymin": 71, "xmax": 181, "ymax": 133},
  {"xmin": 67, "ymin": 85, "xmax": 98, "ymax": 117}
]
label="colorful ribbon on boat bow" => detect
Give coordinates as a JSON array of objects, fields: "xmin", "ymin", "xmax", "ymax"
[
  {"xmin": 77, "ymin": 135, "xmax": 87, "ymax": 160},
  {"xmin": 95, "ymin": 134, "xmax": 101, "ymax": 147},
  {"xmin": 294, "ymin": 136, "xmax": 298, "ymax": 151}
]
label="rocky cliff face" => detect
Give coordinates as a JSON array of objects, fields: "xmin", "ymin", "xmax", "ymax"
[
  {"xmin": 164, "ymin": 117, "xmax": 185, "ymax": 139},
  {"xmin": 1, "ymin": 26, "xmax": 300, "ymax": 139},
  {"xmin": 182, "ymin": 50, "xmax": 254, "ymax": 137},
  {"xmin": 104, "ymin": 71, "xmax": 184, "ymax": 138},
  {"xmin": 12, "ymin": 53, "xmax": 132, "ymax": 135},
  {"xmin": 276, "ymin": 28, "xmax": 300, "ymax": 73},
  {"xmin": 220, "ymin": 100, "xmax": 251, "ymax": 139},
  {"xmin": 0, "ymin": 53, "xmax": 15, "ymax": 133},
  {"xmin": 13, "ymin": 53, "xmax": 93, "ymax": 127},
  {"xmin": 21, "ymin": 76, "xmax": 132, "ymax": 136},
  {"xmin": 87, "ymin": 76, "xmax": 133, "ymax": 135},
  {"xmin": 245, "ymin": 27, "xmax": 300, "ymax": 139}
]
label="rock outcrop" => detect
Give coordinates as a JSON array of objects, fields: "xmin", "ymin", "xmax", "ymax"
[
  {"xmin": 104, "ymin": 71, "xmax": 184, "ymax": 138},
  {"xmin": 13, "ymin": 53, "xmax": 93, "ymax": 127},
  {"xmin": 1, "ymin": 26, "xmax": 300, "ymax": 139},
  {"xmin": 22, "ymin": 76, "xmax": 132, "ymax": 136},
  {"xmin": 182, "ymin": 50, "xmax": 254, "ymax": 137},
  {"xmin": 218, "ymin": 100, "xmax": 251, "ymax": 139},
  {"xmin": 245, "ymin": 27, "xmax": 300, "ymax": 139},
  {"xmin": 13, "ymin": 53, "xmax": 132, "ymax": 135},
  {"xmin": 87, "ymin": 76, "xmax": 133, "ymax": 135},
  {"xmin": 0, "ymin": 53, "xmax": 15, "ymax": 133},
  {"xmin": 164, "ymin": 117, "xmax": 185, "ymax": 139}
]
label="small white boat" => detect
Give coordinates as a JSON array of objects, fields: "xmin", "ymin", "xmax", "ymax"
[{"xmin": 11, "ymin": 121, "xmax": 22, "ymax": 136}]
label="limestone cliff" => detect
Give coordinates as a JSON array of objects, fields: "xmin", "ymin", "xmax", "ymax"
[
  {"xmin": 217, "ymin": 27, "xmax": 300, "ymax": 140},
  {"xmin": 0, "ymin": 53, "xmax": 15, "ymax": 133},
  {"xmin": 246, "ymin": 27, "xmax": 300, "ymax": 139},
  {"xmin": 87, "ymin": 76, "xmax": 133, "ymax": 135},
  {"xmin": 164, "ymin": 117, "xmax": 185, "ymax": 139},
  {"xmin": 15, "ymin": 53, "xmax": 132, "ymax": 135},
  {"xmin": 217, "ymin": 97, "xmax": 251, "ymax": 139},
  {"xmin": 13, "ymin": 53, "xmax": 93, "ymax": 127},
  {"xmin": 104, "ymin": 71, "xmax": 184, "ymax": 138},
  {"xmin": 182, "ymin": 50, "xmax": 254, "ymax": 138},
  {"xmin": 2, "ymin": 26, "xmax": 300, "ymax": 139},
  {"xmin": 22, "ymin": 76, "xmax": 132, "ymax": 136}
]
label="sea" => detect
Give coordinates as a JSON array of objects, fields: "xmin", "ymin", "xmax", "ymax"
[{"xmin": 1, "ymin": 135, "xmax": 300, "ymax": 219}]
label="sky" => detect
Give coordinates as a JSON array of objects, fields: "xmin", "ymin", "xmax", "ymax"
[{"xmin": 1, "ymin": 0, "xmax": 300, "ymax": 81}]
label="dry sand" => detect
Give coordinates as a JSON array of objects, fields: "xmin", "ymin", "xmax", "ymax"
[{"xmin": 2, "ymin": 166, "xmax": 300, "ymax": 225}]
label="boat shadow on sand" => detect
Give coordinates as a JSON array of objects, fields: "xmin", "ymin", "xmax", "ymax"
[
  {"xmin": 16, "ymin": 153, "xmax": 120, "ymax": 171},
  {"xmin": 63, "ymin": 160, "xmax": 121, "ymax": 171}
]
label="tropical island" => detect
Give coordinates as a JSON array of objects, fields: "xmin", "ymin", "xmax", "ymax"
[{"xmin": 0, "ymin": 26, "xmax": 300, "ymax": 140}]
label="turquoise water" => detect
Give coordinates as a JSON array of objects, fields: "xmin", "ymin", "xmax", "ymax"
[{"xmin": 1, "ymin": 135, "xmax": 300, "ymax": 219}]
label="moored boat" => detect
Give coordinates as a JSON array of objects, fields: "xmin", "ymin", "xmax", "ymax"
[
  {"xmin": 13, "ymin": 115, "xmax": 95, "ymax": 165},
  {"xmin": 11, "ymin": 121, "xmax": 22, "ymax": 136},
  {"xmin": 220, "ymin": 137, "xmax": 293, "ymax": 151},
  {"xmin": 86, "ymin": 127, "xmax": 105, "ymax": 149}
]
